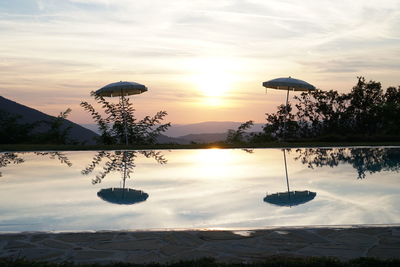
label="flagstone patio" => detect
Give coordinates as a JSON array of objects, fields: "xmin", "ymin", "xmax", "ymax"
[{"xmin": 1, "ymin": 226, "xmax": 399, "ymax": 264}]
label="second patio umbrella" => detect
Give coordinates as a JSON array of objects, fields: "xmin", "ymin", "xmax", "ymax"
[{"xmin": 262, "ymin": 77, "xmax": 315, "ymax": 139}]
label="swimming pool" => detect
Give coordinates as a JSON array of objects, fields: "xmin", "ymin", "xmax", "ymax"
[{"xmin": 0, "ymin": 147, "xmax": 399, "ymax": 232}]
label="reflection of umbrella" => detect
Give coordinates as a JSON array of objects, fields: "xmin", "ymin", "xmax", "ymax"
[
  {"xmin": 262, "ymin": 77, "xmax": 315, "ymax": 139},
  {"xmin": 97, "ymin": 188, "xmax": 148, "ymax": 205},
  {"xmin": 264, "ymin": 190, "xmax": 316, "ymax": 207},
  {"xmin": 97, "ymin": 151, "xmax": 149, "ymax": 205},
  {"xmin": 264, "ymin": 149, "xmax": 316, "ymax": 207},
  {"xmin": 95, "ymin": 81, "xmax": 148, "ymax": 145}
]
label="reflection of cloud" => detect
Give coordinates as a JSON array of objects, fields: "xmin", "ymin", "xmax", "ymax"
[{"xmin": 1, "ymin": 149, "xmax": 400, "ymax": 231}]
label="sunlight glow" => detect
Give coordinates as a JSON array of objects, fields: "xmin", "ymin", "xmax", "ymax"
[
  {"xmin": 190, "ymin": 149, "xmax": 239, "ymax": 179},
  {"xmin": 188, "ymin": 58, "xmax": 238, "ymax": 101},
  {"xmin": 204, "ymin": 97, "xmax": 222, "ymax": 106}
]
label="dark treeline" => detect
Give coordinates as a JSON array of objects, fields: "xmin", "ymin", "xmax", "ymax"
[
  {"xmin": 243, "ymin": 77, "xmax": 400, "ymax": 142},
  {"xmin": 0, "ymin": 109, "xmax": 75, "ymax": 144}
]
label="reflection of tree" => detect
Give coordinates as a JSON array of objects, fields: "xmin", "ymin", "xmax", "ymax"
[
  {"xmin": 0, "ymin": 153, "xmax": 24, "ymax": 177},
  {"xmin": 0, "ymin": 152, "xmax": 71, "ymax": 177},
  {"xmin": 292, "ymin": 147, "xmax": 400, "ymax": 179},
  {"xmin": 34, "ymin": 152, "xmax": 72, "ymax": 167},
  {"xmin": 81, "ymin": 150, "xmax": 167, "ymax": 185},
  {"xmin": 242, "ymin": 148, "xmax": 254, "ymax": 154}
]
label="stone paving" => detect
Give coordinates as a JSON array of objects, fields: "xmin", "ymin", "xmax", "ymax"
[{"xmin": 1, "ymin": 226, "xmax": 400, "ymax": 264}]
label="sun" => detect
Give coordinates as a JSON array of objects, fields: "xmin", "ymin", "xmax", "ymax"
[
  {"xmin": 188, "ymin": 58, "xmax": 236, "ymax": 101},
  {"xmin": 195, "ymin": 70, "xmax": 232, "ymax": 97}
]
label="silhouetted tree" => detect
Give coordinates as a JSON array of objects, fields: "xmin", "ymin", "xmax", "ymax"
[
  {"xmin": 38, "ymin": 108, "xmax": 75, "ymax": 144},
  {"xmin": 0, "ymin": 110, "xmax": 36, "ymax": 144},
  {"xmin": 0, "ymin": 108, "xmax": 75, "ymax": 144},
  {"xmin": 226, "ymin": 120, "xmax": 254, "ymax": 143},
  {"xmin": 265, "ymin": 103, "xmax": 299, "ymax": 140},
  {"xmin": 381, "ymin": 86, "xmax": 400, "ymax": 135},
  {"xmin": 250, "ymin": 103, "xmax": 299, "ymax": 141},
  {"xmin": 80, "ymin": 92, "xmax": 171, "ymax": 145},
  {"xmin": 347, "ymin": 77, "xmax": 384, "ymax": 135},
  {"xmin": 295, "ymin": 90, "xmax": 351, "ymax": 138}
]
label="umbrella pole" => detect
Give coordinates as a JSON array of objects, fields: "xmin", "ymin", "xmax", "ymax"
[
  {"xmin": 122, "ymin": 152, "xmax": 127, "ymax": 189},
  {"xmin": 283, "ymin": 88, "xmax": 290, "ymax": 140},
  {"xmin": 283, "ymin": 149, "xmax": 291, "ymax": 203},
  {"xmin": 120, "ymin": 93, "xmax": 128, "ymax": 145}
]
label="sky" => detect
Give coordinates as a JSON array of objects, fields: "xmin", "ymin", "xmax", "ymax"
[{"xmin": 0, "ymin": 0, "xmax": 399, "ymax": 124}]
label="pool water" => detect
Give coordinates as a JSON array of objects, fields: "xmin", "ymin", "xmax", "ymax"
[{"xmin": 0, "ymin": 147, "xmax": 399, "ymax": 232}]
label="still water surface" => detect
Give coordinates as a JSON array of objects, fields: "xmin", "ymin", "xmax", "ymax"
[{"xmin": 0, "ymin": 147, "xmax": 399, "ymax": 232}]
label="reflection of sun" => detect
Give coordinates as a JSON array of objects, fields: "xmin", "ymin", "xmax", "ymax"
[
  {"xmin": 188, "ymin": 58, "xmax": 237, "ymax": 105},
  {"xmin": 192, "ymin": 148, "xmax": 237, "ymax": 178}
]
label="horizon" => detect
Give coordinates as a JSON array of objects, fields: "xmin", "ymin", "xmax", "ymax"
[
  {"xmin": 1, "ymin": 1, "xmax": 399, "ymax": 125},
  {"xmin": 80, "ymin": 120, "xmax": 265, "ymax": 137}
]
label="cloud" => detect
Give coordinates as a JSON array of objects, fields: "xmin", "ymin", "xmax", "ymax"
[
  {"xmin": 299, "ymin": 57, "xmax": 400, "ymax": 73},
  {"xmin": 0, "ymin": 0, "xmax": 399, "ymax": 123}
]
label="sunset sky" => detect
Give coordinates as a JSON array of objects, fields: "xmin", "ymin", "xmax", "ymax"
[{"xmin": 1, "ymin": 0, "xmax": 399, "ymax": 124}]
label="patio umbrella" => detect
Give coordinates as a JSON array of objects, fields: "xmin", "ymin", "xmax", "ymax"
[
  {"xmin": 97, "ymin": 151, "xmax": 149, "ymax": 205},
  {"xmin": 262, "ymin": 77, "xmax": 315, "ymax": 139},
  {"xmin": 264, "ymin": 149, "xmax": 316, "ymax": 207},
  {"xmin": 95, "ymin": 81, "xmax": 148, "ymax": 145}
]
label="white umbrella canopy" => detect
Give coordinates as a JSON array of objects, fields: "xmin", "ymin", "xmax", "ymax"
[
  {"xmin": 262, "ymin": 77, "xmax": 316, "ymax": 92},
  {"xmin": 95, "ymin": 81, "xmax": 148, "ymax": 97}
]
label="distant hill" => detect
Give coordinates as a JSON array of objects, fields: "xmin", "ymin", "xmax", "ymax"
[
  {"xmin": 0, "ymin": 96, "xmax": 98, "ymax": 144},
  {"xmin": 156, "ymin": 134, "xmax": 188, "ymax": 144},
  {"xmin": 177, "ymin": 133, "xmax": 228, "ymax": 144},
  {"xmin": 155, "ymin": 133, "xmax": 228, "ymax": 144},
  {"xmin": 164, "ymin": 121, "xmax": 264, "ymax": 137},
  {"xmin": 82, "ymin": 121, "xmax": 264, "ymax": 144},
  {"xmin": 82, "ymin": 121, "xmax": 264, "ymax": 140}
]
